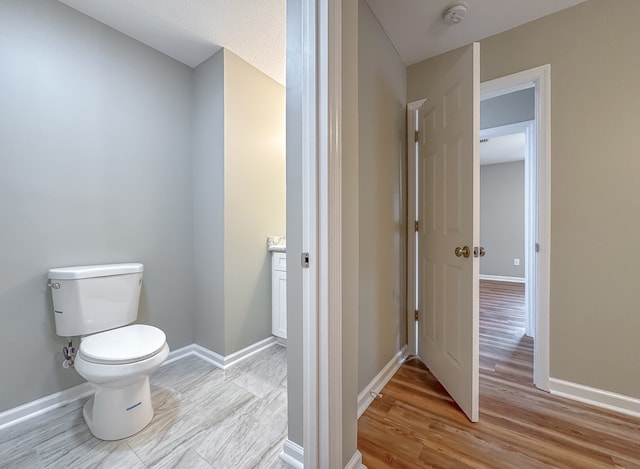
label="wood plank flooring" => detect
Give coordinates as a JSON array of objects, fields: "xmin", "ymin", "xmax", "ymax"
[{"xmin": 358, "ymin": 280, "xmax": 640, "ymax": 468}]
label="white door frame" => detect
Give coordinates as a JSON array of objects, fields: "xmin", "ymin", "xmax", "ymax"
[
  {"xmin": 407, "ymin": 65, "xmax": 551, "ymax": 391},
  {"xmin": 300, "ymin": 0, "xmax": 348, "ymax": 467},
  {"xmin": 315, "ymin": 0, "xmax": 344, "ymax": 466},
  {"xmin": 481, "ymin": 65, "xmax": 551, "ymax": 392},
  {"xmin": 406, "ymin": 99, "xmax": 426, "ymax": 356}
]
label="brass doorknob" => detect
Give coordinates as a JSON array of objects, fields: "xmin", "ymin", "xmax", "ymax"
[{"xmin": 455, "ymin": 246, "xmax": 470, "ymax": 258}]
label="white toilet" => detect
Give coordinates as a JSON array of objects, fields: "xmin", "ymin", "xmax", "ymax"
[{"xmin": 48, "ymin": 262, "xmax": 169, "ymax": 441}]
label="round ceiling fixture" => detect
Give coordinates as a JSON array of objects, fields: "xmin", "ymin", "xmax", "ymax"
[{"xmin": 442, "ymin": 1, "xmax": 468, "ymax": 25}]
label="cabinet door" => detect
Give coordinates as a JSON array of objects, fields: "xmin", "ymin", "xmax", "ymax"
[{"xmin": 272, "ymin": 268, "xmax": 287, "ymax": 338}]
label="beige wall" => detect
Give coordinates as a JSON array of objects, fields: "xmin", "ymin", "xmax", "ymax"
[
  {"xmin": 342, "ymin": 0, "xmax": 360, "ymax": 463},
  {"xmin": 409, "ymin": 0, "xmax": 640, "ymax": 398},
  {"xmin": 193, "ymin": 49, "xmax": 285, "ymax": 357},
  {"xmin": 223, "ymin": 51, "xmax": 286, "ymax": 355},
  {"xmin": 357, "ymin": 0, "xmax": 408, "ymax": 393}
]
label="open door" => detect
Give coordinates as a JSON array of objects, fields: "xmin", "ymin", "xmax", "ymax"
[{"xmin": 417, "ymin": 43, "xmax": 480, "ymax": 422}]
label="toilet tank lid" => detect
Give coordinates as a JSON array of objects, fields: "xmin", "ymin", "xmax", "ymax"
[{"xmin": 48, "ymin": 263, "xmax": 144, "ymax": 280}]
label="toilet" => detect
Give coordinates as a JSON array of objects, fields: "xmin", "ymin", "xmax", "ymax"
[{"xmin": 48, "ymin": 262, "xmax": 169, "ymax": 441}]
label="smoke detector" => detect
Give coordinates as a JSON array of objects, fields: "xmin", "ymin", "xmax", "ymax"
[{"xmin": 442, "ymin": 2, "xmax": 468, "ymax": 25}]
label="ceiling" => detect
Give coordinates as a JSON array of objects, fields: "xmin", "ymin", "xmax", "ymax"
[
  {"xmin": 58, "ymin": 0, "xmax": 286, "ymax": 84},
  {"xmin": 57, "ymin": 0, "xmax": 588, "ymax": 86},
  {"xmin": 366, "ymin": 0, "xmax": 589, "ymax": 65},
  {"xmin": 480, "ymin": 133, "xmax": 525, "ymax": 166}
]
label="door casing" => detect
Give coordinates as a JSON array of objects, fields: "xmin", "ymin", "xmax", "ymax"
[{"xmin": 407, "ymin": 64, "xmax": 551, "ymax": 392}]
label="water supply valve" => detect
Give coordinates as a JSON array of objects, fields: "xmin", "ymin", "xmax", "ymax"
[{"xmin": 62, "ymin": 339, "xmax": 76, "ymax": 369}]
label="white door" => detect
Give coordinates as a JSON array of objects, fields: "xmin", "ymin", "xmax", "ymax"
[{"xmin": 417, "ymin": 43, "xmax": 480, "ymax": 422}]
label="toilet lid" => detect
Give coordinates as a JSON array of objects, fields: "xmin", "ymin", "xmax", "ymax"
[{"xmin": 79, "ymin": 324, "xmax": 166, "ymax": 365}]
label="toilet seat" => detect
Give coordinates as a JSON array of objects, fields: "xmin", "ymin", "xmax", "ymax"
[{"xmin": 79, "ymin": 324, "xmax": 166, "ymax": 365}]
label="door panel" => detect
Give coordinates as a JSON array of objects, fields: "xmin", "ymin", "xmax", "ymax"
[{"xmin": 417, "ymin": 43, "xmax": 480, "ymax": 422}]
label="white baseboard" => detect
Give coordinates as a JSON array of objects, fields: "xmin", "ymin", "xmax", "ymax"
[
  {"xmin": 0, "ymin": 381, "xmax": 94, "ymax": 432},
  {"xmin": 357, "ymin": 346, "xmax": 408, "ymax": 419},
  {"xmin": 549, "ymin": 378, "xmax": 640, "ymax": 419},
  {"xmin": 479, "ymin": 274, "xmax": 525, "ymax": 283},
  {"xmin": 190, "ymin": 336, "xmax": 278, "ymax": 370},
  {"xmin": 0, "ymin": 337, "xmax": 277, "ymax": 431},
  {"xmin": 162, "ymin": 343, "xmax": 198, "ymax": 366},
  {"xmin": 345, "ymin": 450, "xmax": 367, "ymax": 469},
  {"xmin": 280, "ymin": 439, "xmax": 304, "ymax": 469}
]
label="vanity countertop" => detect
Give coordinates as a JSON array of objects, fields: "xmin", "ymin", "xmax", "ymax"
[{"xmin": 267, "ymin": 236, "xmax": 286, "ymax": 252}]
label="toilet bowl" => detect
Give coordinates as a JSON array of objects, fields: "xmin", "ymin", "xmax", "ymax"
[
  {"xmin": 48, "ymin": 263, "xmax": 169, "ymax": 441},
  {"xmin": 74, "ymin": 324, "xmax": 169, "ymax": 440}
]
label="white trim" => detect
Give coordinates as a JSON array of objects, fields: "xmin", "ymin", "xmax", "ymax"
[
  {"xmin": 479, "ymin": 274, "xmax": 525, "ymax": 284},
  {"xmin": 280, "ymin": 439, "xmax": 304, "ymax": 469},
  {"xmin": 186, "ymin": 337, "xmax": 277, "ymax": 370},
  {"xmin": 480, "ymin": 121, "xmax": 532, "ymax": 140},
  {"xmin": 215, "ymin": 336, "xmax": 277, "ymax": 369},
  {"xmin": 345, "ymin": 450, "xmax": 367, "ymax": 469},
  {"xmin": 166, "ymin": 338, "xmax": 278, "ymax": 371},
  {"xmin": 0, "ymin": 338, "xmax": 278, "ymax": 431},
  {"xmin": 0, "ymin": 381, "xmax": 93, "ymax": 431},
  {"xmin": 481, "ymin": 64, "xmax": 551, "ymax": 392},
  {"xmin": 317, "ymin": 0, "xmax": 343, "ymax": 466},
  {"xmin": 357, "ymin": 346, "xmax": 408, "ymax": 418},
  {"xmin": 523, "ymin": 119, "xmax": 536, "ymax": 339},
  {"xmin": 161, "ymin": 343, "xmax": 198, "ymax": 365},
  {"xmin": 406, "ymin": 99, "xmax": 426, "ymax": 356},
  {"xmin": 299, "ymin": 0, "xmax": 318, "ymax": 466},
  {"xmin": 549, "ymin": 378, "xmax": 640, "ymax": 419}
]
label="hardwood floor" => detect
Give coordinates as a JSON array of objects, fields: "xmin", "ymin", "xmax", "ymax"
[{"xmin": 358, "ymin": 280, "xmax": 640, "ymax": 468}]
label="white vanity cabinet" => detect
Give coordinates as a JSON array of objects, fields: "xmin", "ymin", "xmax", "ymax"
[{"xmin": 271, "ymin": 252, "xmax": 287, "ymax": 339}]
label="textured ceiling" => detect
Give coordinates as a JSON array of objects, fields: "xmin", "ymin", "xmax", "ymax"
[
  {"xmin": 365, "ymin": 0, "xmax": 589, "ymax": 65},
  {"xmin": 480, "ymin": 133, "xmax": 525, "ymax": 166},
  {"xmin": 58, "ymin": 0, "xmax": 286, "ymax": 85},
  {"xmin": 57, "ymin": 0, "xmax": 589, "ymax": 86}
]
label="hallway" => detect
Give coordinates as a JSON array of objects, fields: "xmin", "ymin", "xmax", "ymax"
[{"xmin": 358, "ymin": 280, "xmax": 640, "ymax": 468}]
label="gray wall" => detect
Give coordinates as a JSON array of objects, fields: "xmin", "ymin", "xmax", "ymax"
[
  {"xmin": 285, "ymin": 0, "xmax": 304, "ymax": 447},
  {"xmin": 357, "ymin": 0, "xmax": 407, "ymax": 394},
  {"xmin": 481, "ymin": 88, "xmax": 535, "ymax": 130},
  {"xmin": 193, "ymin": 51, "xmax": 226, "ymax": 353},
  {"xmin": 480, "ymin": 161, "xmax": 525, "ymax": 278},
  {"xmin": 0, "ymin": 0, "xmax": 195, "ymax": 412},
  {"xmin": 408, "ymin": 0, "xmax": 640, "ymax": 399}
]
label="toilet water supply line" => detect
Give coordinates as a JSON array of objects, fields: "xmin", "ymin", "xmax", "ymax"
[
  {"xmin": 47, "ymin": 280, "xmax": 76, "ymax": 369},
  {"xmin": 62, "ymin": 339, "xmax": 76, "ymax": 369}
]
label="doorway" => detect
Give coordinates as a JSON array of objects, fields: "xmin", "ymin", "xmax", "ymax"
[
  {"xmin": 479, "ymin": 122, "xmax": 531, "ymax": 335},
  {"xmin": 407, "ymin": 65, "xmax": 551, "ymax": 399}
]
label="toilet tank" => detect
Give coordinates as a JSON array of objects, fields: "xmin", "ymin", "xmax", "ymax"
[{"xmin": 48, "ymin": 263, "xmax": 144, "ymax": 337}]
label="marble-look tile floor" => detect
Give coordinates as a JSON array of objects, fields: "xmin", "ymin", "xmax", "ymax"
[{"xmin": 0, "ymin": 344, "xmax": 293, "ymax": 469}]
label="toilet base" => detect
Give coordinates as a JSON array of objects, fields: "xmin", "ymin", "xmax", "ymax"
[{"xmin": 83, "ymin": 376, "xmax": 154, "ymax": 440}]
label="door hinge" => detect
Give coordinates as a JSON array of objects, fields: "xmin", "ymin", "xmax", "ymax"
[
  {"xmin": 535, "ymin": 243, "xmax": 540, "ymax": 253},
  {"xmin": 414, "ymin": 310, "xmax": 419, "ymax": 321},
  {"xmin": 414, "ymin": 220, "xmax": 419, "ymax": 232},
  {"xmin": 414, "ymin": 130, "xmax": 419, "ymax": 143}
]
